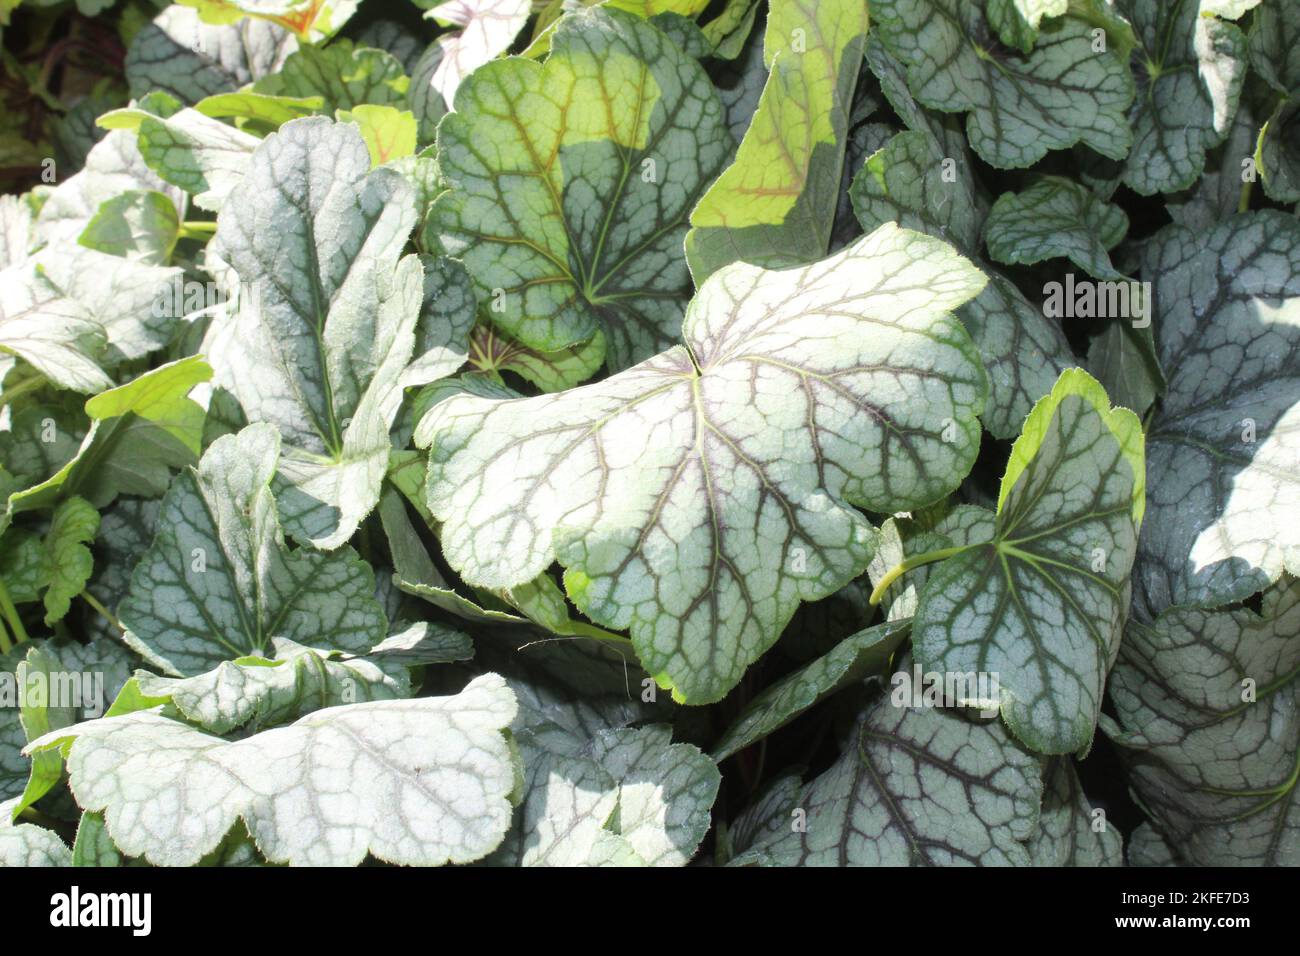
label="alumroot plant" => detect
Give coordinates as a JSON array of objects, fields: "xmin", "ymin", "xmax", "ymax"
[{"xmin": 0, "ymin": 0, "xmax": 1296, "ymax": 869}]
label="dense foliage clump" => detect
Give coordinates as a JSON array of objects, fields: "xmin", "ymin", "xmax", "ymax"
[{"xmin": 0, "ymin": 0, "xmax": 1296, "ymax": 868}]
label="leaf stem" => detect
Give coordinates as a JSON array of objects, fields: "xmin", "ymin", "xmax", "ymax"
[
  {"xmin": 80, "ymin": 590, "xmax": 123, "ymax": 632},
  {"xmin": 0, "ymin": 614, "xmax": 11, "ymax": 654},
  {"xmin": 0, "ymin": 578, "xmax": 29, "ymax": 646},
  {"xmin": 178, "ymin": 221, "xmax": 217, "ymax": 241},
  {"xmin": 867, "ymin": 545, "xmax": 972, "ymax": 606},
  {"xmin": 0, "ymin": 375, "xmax": 46, "ymax": 412},
  {"xmin": 1238, "ymin": 176, "xmax": 1254, "ymax": 214}
]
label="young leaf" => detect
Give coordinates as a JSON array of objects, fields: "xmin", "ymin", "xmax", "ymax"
[
  {"xmin": 1134, "ymin": 212, "xmax": 1300, "ymax": 615},
  {"xmin": 685, "ymin": 0, "xmax": 868, "ymax": 279},
  {"xmin": 419, "ymin": 223, "xmax": 988, "ymax": 703},
  {"xmin": 335, "ymin": 105, "xmax": 417, "ymax": 166},
  {"xmin": 730, "ymin": 659, "xmax": 1043, "ymax": 866},
  {"xmin": 467, "ymin": 323, "xmax": 606, "ymax": 392},
  {"xmin": 910, "ymin": 368, "xmax": 1144, "ymax": 754},
  {"xmin": 429, "ymin": 7, "xmax": 732, "ymax": 369},
  {"xmin": 983, "ymin": 176, "xmax": 1130, "ymax": 279},
  {"xmin": 40, "ymin": 497, "xmax": 100, "ymax": 625},
  {"xmin": 118, "ymin": 424, "xmax": 388, "ymax": 676},
  {"xmin": 25, "ymin": 673, "xmax": 520, "ymax": 867},
  {"xmin": 871, "ymin": 0, "xmax": 1134, "ymax": 169},
  {"xmin": 211, "ymin": 116, "xmax": 427, "ymax": 549},
  {"xmin": 1104, "ymin": 577, "xmax": 1300, "ymax": 866}
]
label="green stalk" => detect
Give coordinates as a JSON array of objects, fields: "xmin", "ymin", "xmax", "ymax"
[
  {"xmin": 867, "ymin": 545, "xmax": 973, "ymax": 606},
  {"xmin": 0, "ymin": 375, "xmax": 45, "ymax": 412},
  {"xmin": 0, "ymin": 614, "xmax": 11, "ymax": 655},
  {"xmin": 178, "ymin": 221, "xmax": 218, "ymax": 241},
  {"xmin": 0, "ymin": 578, "xmax": 29, "ymax": 646},
  {"xmin": 80, "ymin": 590, "xmax": 123, "ymax": 632}
]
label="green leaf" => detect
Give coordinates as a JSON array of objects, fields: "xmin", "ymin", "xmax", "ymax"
[
  {"xmin": 419, "ymin": 224, "xmax": 988, "ymax": 704},
  {"xmin": 210, "ymin": 116, "xmax": 427, "ymax": 549},
  {"xmin": 25, "ymin": 672, "xmax": 520, "ymax": 867},
  {"xmin": 730, "ymin": 658, "xmax": 1043, "ymax": 865},
  {"xmin": 0, "ymin": 796, "xmax": 70, "ymax": 866},
  {"xmin": 99, "ymin": 103, "xmax": 262, "ymax": 213},
  {"xmin": 1027, "ymin": 758, "xmax": 1123, "ymax": 865},
  {"xmin": 1104, "ymin": 577, "xmax": 1300, "ymax": 865},
  {"xmin": 34, "ymin": 130, "xmax": 185, "ymax": 248},
  {"xmin": 5, "ymin": 357, "xmax": 212, "ymax": 524},
  {"xmin": 1134, "ymin": 212, "xmax": 1300, "ymax": 614},
  {"xmin": 0, "ymin": 649, "xmax": 27, "ymax": 800},
  {"xmin": 684, "ymin": 0, "xmax": 868, "ymax": 279},
  {"xmin": 131, "ymin": 638, "xmax": 410, "ymax": 735},
  {"xmin": 467, "ymin": 323, "xmax": 606, "ymax": 392},
  {"xmin": 1118, "ymin": 0, "xmax": 1247, "ymax": 195},
  {"xmin": 1256, "ymin": 100, "xmax": 1300, "ymax": 204},
  {"xmin": 252, "ymin": 38, "xmax": 408, "ymax": 111},
  {"xmin": 71, "ymin": 810, "xmax": 121, "ymax": 866},
  {"xmin": 1086, "ymin": 321, "xmax": 1162, "ymax": 419},
  {"xmin": 849, "ymin": 125, "xmax": 1074, "ymax": 439},
  {"xmin": 866, "ymin": 504, "xmax": 996, "ymax": 621},
  {"xmin": 118, "ymin": 424, "xmax": 388, "ymax": 677},
  {"xmin": 713, "ymin": 620, "xmax": 909, "ymax": 761},
  {"xmin": 429, "ymin": 7, "xmax": 732, "ymax": 369},
  {"xmin": 400, "ymin": 255, "xmax": 477, "ymax": 389},
  {"xmin": 911, "ymin": 368, "xmax": 1144, "ymax": 754},
  {"xmin": 363, "ymin": 620, "xmax": 473, "ymax": 667},
  {"xmin": 984, "ymin": 176, "xmax": 1130, "ymax": 279},
  {"xmin": 871, "ymin": 0, "xmax": 1134, "ymax": 169},
  {"xmin": 1248, "ymin": 4, "xmax": 1300, "ymax": 204},
  {"xmin": 125, "ymin": 4, "xmax": 298, "ymax": 104},
  {"xmin": 336, "ymin": 105, "xmax": 417, "ymax": 166},
  {"xmin": 77, "ymin": 190, "xmax": 180, "ymax": 265},
  {"xmin": 40, "ymin": 497, "xmax": 99, "ymax": 625},
  {"xmin": 9, "ymin": 637, "xmax": 133, "ymax": 818},
  {"xmin": 195, "ymin": 91, "xmax": 323, "ymax": 127}
]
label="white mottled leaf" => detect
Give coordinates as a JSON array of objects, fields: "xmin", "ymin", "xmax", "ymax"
[
  {"xmin": 25, "ymin": 673, "xmax": 519, "ymax": 867},
  {"xmin": 418, "ymin": 223, "xmax": 988, "ymax": 704}
]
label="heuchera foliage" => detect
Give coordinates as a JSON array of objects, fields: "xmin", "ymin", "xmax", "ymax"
[{"xmin": 0, "ymin": 0, "xmax": 1296, "ymax": 868}]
